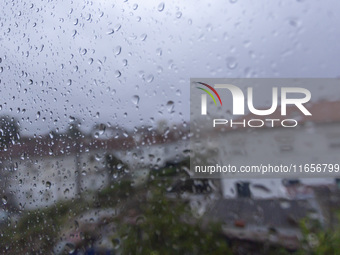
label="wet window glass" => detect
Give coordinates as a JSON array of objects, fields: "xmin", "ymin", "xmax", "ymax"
[{"xmin": 1, "ymin": 1, "xmax": 340, "ymax": 254}]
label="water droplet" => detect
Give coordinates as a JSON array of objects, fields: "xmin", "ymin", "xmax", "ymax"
[
  {"xmin": 133, "ymin": 4, "xmax": 138, "ymax": 10},
  {"xmin": 65, "ymin": 243, "xmax": 76, "ymax": 254},
  {"xmin": 226, "ymin": 57, "xmax": 238, "ymax": 69},
  {"xmin": 131, "ymin": 95, "xmax": 140, "ymax": 105},
  {"xmin": 112, "ymin": 238, "xmax": 120, "ymax": 249},
  {"xmin": 158, "ymin": 2, "xmax": 165, "ymax": 12},
  {"xmin": 166, "ymin": 101, "xmax": 174, "ymax": 113},
  {"xmin": 46, "ymin": 181, "xmax": 51, "ymax": 188},
  {"xmin": 136, "ymin": 215, "xmax": 145, "ymax": 224},
  {"xmin": 74, "ymin": 220, "xmax": 79, "ymax": 229},
  {"xmin": 146, "ymin": 74, "xmax": 154, "ymax": 83},
  {"xmin": 229, "ymin": 0, "xmax": 238, "ymax": 3},
  {"xmin": 115, "ymin": 70, "xmax": 121, "ymax": 78},
  {"xmin": 156, "ymin": 48, "xmax": 162, "ymax": 56},
  {"xmin": 95, "ymin": 154, "xmax": 103, "ymax": 161},
  {"xmin": 107, "ymin": 29, "xmax": 114, "ymax": 35},
  {"xmin": 176, "ymin": 12, "xmax": 182, "ymax": 18},
  {"xmin": 114, "ymin": 46, "xmax": 122, "ymax": 55},
  {"xmin": 114, "ymin": 24, "xmax": 122, "ymax": 32},
  {"xmin": 80, "ymin": 48, "xmax": 87, "ymax": 55},
  {"xmin": 289, "ymin": 17, "xmax": 301, "ymax": 28},
  {"xmin": 2, "ymin": 196, "xmax": 7, "ymax": 205},
  {"xmin": 140, "ymin": 33, "xmax": 147, "ymax": 41}
]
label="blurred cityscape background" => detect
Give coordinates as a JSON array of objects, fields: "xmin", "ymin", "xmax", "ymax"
[{"xmin": 1, "ymin": 0, "xmax": 340, "ymax": 254}]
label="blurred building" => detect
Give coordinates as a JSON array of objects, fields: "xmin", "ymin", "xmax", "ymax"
[{"xmin": 218, "ymin": 100, "xmax": 340, "ymax": 199}]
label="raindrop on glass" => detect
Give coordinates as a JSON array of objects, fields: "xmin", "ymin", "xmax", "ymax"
[
  {"xmin": 107, "ymin": 29, "xmax": 114, "ymax": 35},
  {"xmin": 115, "ymin": 70, "xmax": 121, "ymax": 78},
  {"xmin": 226, "ymin": 57, "xmax": 238, "ymax": 69},
  {"xmin": 158, "ymin": 2, "xmax": 165, "ymax": 12},
  {"xmin": 146, "ymin": 74, "xmax": 154, "ymax": 83},
  {"xmin": 156, "ymin": 48, "xmax": 162, "ymax": 56},
  {"xmin": 114, "ymin": 46, "xmax": 122, "ymax": 55},
  {"xmin": 131, "ymin": 95, "xmax": 140, "ymax": 105},
  {"xmin": 45, "ymin": 181, "xmax": 51, "ymax": 188},
  {"xmin": 2, "ymin": 196, "xmax": 7, "ymax": 205},
  {"xmin": 166, "ymin": 101, "xmax": 174, "ymax": 112},
  {"xmin": 140, "ymin": 34, "xmax": 147, "ymax": 41}
]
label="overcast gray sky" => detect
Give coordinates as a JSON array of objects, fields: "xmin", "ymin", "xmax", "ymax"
[{"xmin": 0, "ymin": 0, "xmax": 339, "ymax": 136}]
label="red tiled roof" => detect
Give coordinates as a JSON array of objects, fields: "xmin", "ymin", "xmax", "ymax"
[{"xmin": 0, "ymin": 127, "xmax": 189, "ymax": 160}]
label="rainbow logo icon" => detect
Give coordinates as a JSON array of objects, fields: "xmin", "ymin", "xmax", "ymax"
[{"xmin": 196, "ymin": 82, "xmax": 222, "ymax": 106}]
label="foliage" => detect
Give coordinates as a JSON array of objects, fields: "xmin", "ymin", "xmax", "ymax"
[
  {"xmin": 0, "ymin": 200, "xmax": 85, "ymax": 254},
  {"xmin": 118, "ymin": 189, "xmax": 231, "ymax": 255},
  {"xmin": 296, "ymin": 215, "xmax": 340, "ymax": 255},
  {"xmin": 97, "ymin": 180, "xmax": 134, "ymax": 204}
]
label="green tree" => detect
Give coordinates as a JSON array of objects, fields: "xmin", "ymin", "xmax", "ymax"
[
  {"xmin": 118, "ymin": 189, "xmax": 231, "ymax": 255},
  {"xmin": 297, "ymin": 216, "xmax": 340, "ymax": 255}
]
